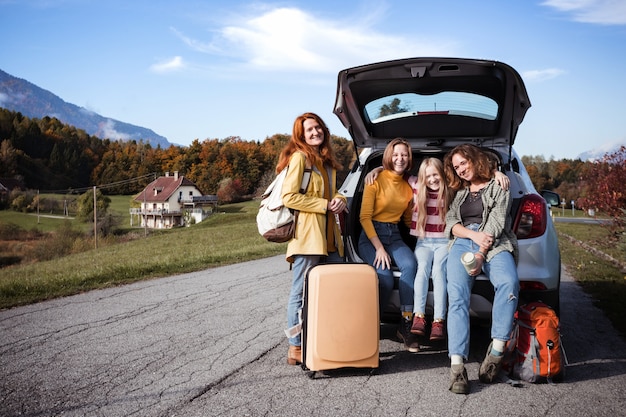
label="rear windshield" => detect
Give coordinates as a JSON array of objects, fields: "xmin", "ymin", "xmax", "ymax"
[{"xmin": 364, "ymin": 92, "xmax": 498, "ymax": 124}]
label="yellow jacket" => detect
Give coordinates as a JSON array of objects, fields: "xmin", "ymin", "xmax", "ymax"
[{"xmin": 281, "ymin": 152, "xmax": 346, "ymax": 262}]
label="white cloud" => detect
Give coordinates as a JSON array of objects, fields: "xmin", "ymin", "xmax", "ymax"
[
  {"xmin": 79, "ymin": 107, "xmax": 97, "ymax": 116},
  {"xmin": 522, "ymin": 68, "xmax": 566, "ymax": 82},
  {"xmin": 99, "ymin": 119, "xmax": 131, "ymax": 141},
  {"xmin": 0, "ymin": 91, "xmax": 27, "ymax": 106},
  {"xmin": 176, "ymin": 7, "xmax": 455, "ymax": 74},
  {"xmin": 149, "ymin": 56, "xmax": 186, "ymax": 73},
  {"xmin": 171, "ymin": 27, "xmax": 220, "ymax": 54},
  {"xmin": 542, "ymin": 0, "xmax": 626, "ymax": 25}
]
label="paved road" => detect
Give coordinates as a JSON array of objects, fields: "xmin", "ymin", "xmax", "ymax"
[{"xmin": 1, "ymin": 256, "xmax": 625, "ymax": 416}]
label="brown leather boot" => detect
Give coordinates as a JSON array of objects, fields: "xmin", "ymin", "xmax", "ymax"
[
  {"xmin": 287, "ymin": 345, "xmax": 302, "ymax": 365},
  {"xmin": 429, "ymin": 320, "xmax": 446, "ymax": 341}
]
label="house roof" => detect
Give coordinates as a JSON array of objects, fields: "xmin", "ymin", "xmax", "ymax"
[{"xmin": 134, "ymin": 173, "xmax": 200, "ymax": 203}]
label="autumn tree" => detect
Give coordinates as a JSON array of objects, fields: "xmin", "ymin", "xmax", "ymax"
[
  {"xmin": 521, "ymin": 155, "xmax": 552, "ymax": 191},
  {"xmin": 331, "ymin": 134, "xmax": 355, "ymax": 185},
  {"xmin": 0, "ymin": 139, "xmax": 18, "ymax": 176},
  {"xmin": 577, "ymin": 146, "xmax": 626, "ymax": 227},
  {"xmin": 75, "ymin": 188, "xmax": 119, "ymax": 236},
  {"xmin": 216, "ymin": 177, "xmax": 244, "ymax": 204},
  {"xmin": 76, "ymin": 188, "xmax": 110, "ymax": 220}
]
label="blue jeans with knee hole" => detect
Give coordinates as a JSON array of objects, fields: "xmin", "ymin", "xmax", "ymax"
[{"xmin": 446, "ymin": 224, "xmax": 519, "ymax": 359}]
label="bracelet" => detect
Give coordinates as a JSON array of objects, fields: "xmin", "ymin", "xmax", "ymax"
[{"xmin": 475, "ymin": 251, "xmax": 486, "ymax": 259}]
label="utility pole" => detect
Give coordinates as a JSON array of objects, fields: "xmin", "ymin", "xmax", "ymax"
[
  {"xmin": 93, "ymin": 186, "xmax": 97, "ymax": 249},
  {"xmin": 144, "ymin": 184, "xmax": 147, "ymax": 237}
]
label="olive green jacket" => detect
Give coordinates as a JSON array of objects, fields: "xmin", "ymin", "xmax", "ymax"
[{"xmin": 445, "ymin": 179, "xmax": 518, "ymax": 263}]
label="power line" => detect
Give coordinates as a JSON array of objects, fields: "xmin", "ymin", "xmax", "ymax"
[
  {"xmin": 40, "ymin": 172, "xmax": 157, "ymax": 194},
  {"xmin": 97, "ymin": 173, "xmax": 157, "ymax": 190}
]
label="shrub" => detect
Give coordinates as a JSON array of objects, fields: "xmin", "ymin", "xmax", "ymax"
[
  {"xmin": 217, "ymin": 177, "xmax": 244, "ymax": 204},
  {"xmin": 0, "ymin": 222, "xmax": 23, "ymax": 240},
  {"xmin": 27, "ymin": 221, "xmax": 84, "ymax": 262}
]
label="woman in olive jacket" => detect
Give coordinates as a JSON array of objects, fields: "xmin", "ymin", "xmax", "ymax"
[{"xmin": 277, "ymin": 112, "xmax": 347, "ymax": 366}]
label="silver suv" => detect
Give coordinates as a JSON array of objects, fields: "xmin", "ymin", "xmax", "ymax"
[{"xmin": 333, "ymin": 57, "xmax": 561, "ymax": 321}]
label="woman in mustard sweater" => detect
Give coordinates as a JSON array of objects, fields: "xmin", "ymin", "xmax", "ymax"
[{"xmin": 359, "ymin": 138, "xmax": 419, "ymax": 353}]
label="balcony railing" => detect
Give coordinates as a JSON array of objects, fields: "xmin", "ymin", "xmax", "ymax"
[
  {"xmin": 130, "ymin": 208, "xmax": 207, "ymax": 215},
  {"xmin": 178, "ymin": 195, "xmax": 218, "ymax": 204}
]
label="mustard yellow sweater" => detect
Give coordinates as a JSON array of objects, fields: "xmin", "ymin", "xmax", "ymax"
[{"xmin": 360, "ymin": 170, "xmax": 413, "ymax": 239}]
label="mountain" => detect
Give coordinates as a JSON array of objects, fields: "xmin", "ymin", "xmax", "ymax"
[
  {"xmin": 0, "ymin": 69, "xmax": 171, "ymax": 148},
  {"xmin": 577, "ymin": 140, "xmax": 626, "ymax": 162}
]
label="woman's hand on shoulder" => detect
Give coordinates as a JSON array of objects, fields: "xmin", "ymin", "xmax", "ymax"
[
  {"xmin": 494, "ymin": 171, "xmax": 510, "ymax": 191},
  {"xmin": 364, "ymin": 166, "xmax": 383, "ymax": 185}
]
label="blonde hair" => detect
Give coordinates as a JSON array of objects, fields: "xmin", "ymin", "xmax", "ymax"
[{"xmin": 413, "ymin": 158, "xmax": 452, "ymax": 237}]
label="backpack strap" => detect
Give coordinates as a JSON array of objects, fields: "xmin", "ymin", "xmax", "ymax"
[
  {"xmin": 290, "ymin": 168, "xmax": 313, "ymax": 242},
  {"xmin": 299, "ymin": 168, "xmax": 312, "ymax": 194}
]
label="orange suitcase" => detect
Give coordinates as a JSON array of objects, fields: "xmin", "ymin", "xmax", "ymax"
[{"xmin": 302, "ymin": 263, "xmax": 379, "ymax": 372}]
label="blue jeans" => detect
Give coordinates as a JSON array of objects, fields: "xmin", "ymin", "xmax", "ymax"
[
  {"xmin": 287, "ymin": 251, "xmax": 344, "ymax": 347},
  {"xmin": 447, "ymin": 224, "xmax": 519, "ymax": 359},
  {"xmin": 413, "ymin": 237, "xmax": 449, "ymax": 320},
  {"xmin": 358, "ymin": 222, "xmax": 417, "ymax": 314}
]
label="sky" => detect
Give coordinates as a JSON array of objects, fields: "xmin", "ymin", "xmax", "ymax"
[{"xmin": 1, "ymin": 0, "xmax": 625, "ymax": 160}]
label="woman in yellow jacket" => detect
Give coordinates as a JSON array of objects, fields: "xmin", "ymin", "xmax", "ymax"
[{"xmin": 278, "ymin": 112, "xmax": 347, "ymax": 366}]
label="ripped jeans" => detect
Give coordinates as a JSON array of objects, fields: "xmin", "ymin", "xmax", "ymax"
[{"xmin": 446, "ymin": 224, "xmax": 519, "ymax": 359}]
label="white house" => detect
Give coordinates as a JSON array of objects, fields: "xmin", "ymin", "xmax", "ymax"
[{"xmin": 130, "ymin": 171, "xmax": 217, "ymax": 228}]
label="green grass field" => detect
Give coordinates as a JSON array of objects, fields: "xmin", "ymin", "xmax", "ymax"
[
  {"xmin": 555, "ymin": 221, "xmax": 626, "ymax": 337},
  {"xmin": 0, "ymin": 200, "xmax": 285, "ymax": 309},
  {"xmin": 0, "ymin": 210, "xmax": 72, "ymax": 233},
  {"xmin": 1, "ymin": 194, "xmax": 137, "ymax": 233}
]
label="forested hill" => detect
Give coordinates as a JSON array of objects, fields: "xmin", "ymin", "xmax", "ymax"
[
  {"xmin": 0, "ymin": 108, "xmax": 355, "ymax": 199},
  {"xmin": 1, "ymin": 106, "xmax": 623, "ymax": 214},
  {"xmin": 0, "ymin": 69, "xmax": 170, "ymax": 148}
]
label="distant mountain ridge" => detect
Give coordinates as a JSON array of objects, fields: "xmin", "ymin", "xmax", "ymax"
[
  {"xmin": 576, "ymin": 140, "xmax": 626, "ymax": 162},
  {"xmin": 0, "ymin": 69, "xmax": 171, "ymax": 148}
]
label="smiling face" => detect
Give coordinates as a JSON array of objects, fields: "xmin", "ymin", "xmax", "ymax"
[
  {"xmin": 451, "ymin": 152, "xmax": 475, "ymax": 183},
  {"xmin": 391, "ymin": 143, "xmax": 410, "ymax": 175},
  {"xmin": 302, "ymin": 118, "xmax": 325, "ymax": 151},
  {"xmin": 424, "ymin": 164, "xmax": 442, "ymax": 191}
]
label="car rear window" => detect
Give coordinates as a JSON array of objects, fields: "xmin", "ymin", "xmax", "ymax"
[{"xmin": 364, "ymin": 92, "xmax": 498, "ymax": 124}]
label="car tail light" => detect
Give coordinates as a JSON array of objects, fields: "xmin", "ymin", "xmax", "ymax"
[
  {"xmin": 519, "ymin": 281, "xmax": 548, "ymax": 291},
  {"xmin": 513, "ymin": 194, "xmax": 547, "ymax": 239}
]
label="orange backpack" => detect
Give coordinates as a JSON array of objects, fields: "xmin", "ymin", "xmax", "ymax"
[{"xmin": 503, "ymin": 301, "xmax": 565, "ymax": 383}]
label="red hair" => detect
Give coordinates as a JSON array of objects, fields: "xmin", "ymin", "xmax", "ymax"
[{"xmin": 276, "ymin": 112, "xmax": 342, "ymax": 172}]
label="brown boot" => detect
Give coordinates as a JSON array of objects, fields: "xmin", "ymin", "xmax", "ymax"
[
  {"xmin": 410, "ymin": 315, "xmax": 427, "ymax": 336},
  {"xmin": 287, "ymin": 345, "xmax": 302, "ymax": 365},
  {"xmin": 429, "ymin": 320, "xmax": 446, "ymax": 341}
]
